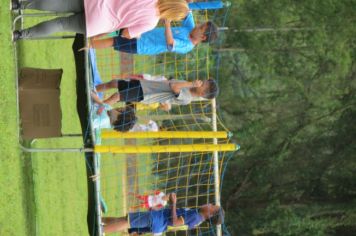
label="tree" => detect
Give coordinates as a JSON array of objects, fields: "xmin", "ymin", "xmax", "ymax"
[{"xmin": 217, "ymin": 0, "xmax": 356, "ymax": 235}]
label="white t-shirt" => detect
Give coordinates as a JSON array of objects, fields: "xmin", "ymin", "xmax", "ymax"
[
  {"xmin": 148, "ymin": 192, "xmax": 167, "ymax": 208},
  {"xmin": 142, "ymin": 74, "xmax": 167, "ymax": 81},
  {"xmin": 131, "ymin": 120, "xmax": 159, "ymax": 132}
]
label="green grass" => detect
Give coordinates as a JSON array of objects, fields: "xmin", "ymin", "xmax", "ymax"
[
  {"xmin": 0, "ymin": 6, "xmax": 30, "ymax": 236},
  {"xmin": 1, "ymin": 6, "xmax": 88, "ymax": 236}
]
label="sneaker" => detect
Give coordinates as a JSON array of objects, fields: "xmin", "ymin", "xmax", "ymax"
[
  {"xmin": 10, "ymin": 0, "xmax": 20, "ymax": 11},
  {"xmin": 12, "ymin": 30, "xmax": 22, "ymax": 42}
]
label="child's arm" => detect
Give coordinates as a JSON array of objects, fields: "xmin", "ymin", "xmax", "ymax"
[
  {"xmin": 170, "ymin": 80, "xmax": 203, "ymax": 94},
  {"xmin": 170, "ymin": 193, "xmax": 184, "ymax": 226},
  {"xmin": 112, "ymin": 74, "xmax": 144, "ymax": 80},
  {"xmin": 102, "ymin": 92, "xmax": 120, "ymax": 106},
  {"xmin": 164, "ymin": 20, "xmax": 175, "ymax": 51}
]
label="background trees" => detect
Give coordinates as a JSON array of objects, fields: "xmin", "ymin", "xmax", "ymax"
[{"xmin": 218, "ymin": 0, "xmax": 356, "ymax": 235}]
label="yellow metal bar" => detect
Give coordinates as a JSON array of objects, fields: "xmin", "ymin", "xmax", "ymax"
[
  {"xmin": 94, "ymin": 144, "xmax": 236, "ymax": 154},
  {"xmin": 101, "ymin": 131, "xmax": 228, "ymax": 139}
]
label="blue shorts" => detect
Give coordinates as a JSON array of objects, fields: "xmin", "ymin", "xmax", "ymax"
[
  {"xmin": 129, "ymin": 212, "xmax": 152, "ymax": 229},
  {"xmin": 113, "ymin": 31, "xmax": 137, "ymax": 53}
]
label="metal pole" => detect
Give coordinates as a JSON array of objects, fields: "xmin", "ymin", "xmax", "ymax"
[
  {"xmin": 19, "ymin": 145, "xmax": 93, "ymax": 153},
  {"xmin": 212, "ymin": 98, "xmax": 222, "ymax": 236},
  {"xmin": 101, "ymin": 131, "xmax": 229, "ymax": 139},
  {"xmin": 219, "ymin": 26, "xmax": 315, "ymax": 33},
  {"xmin": 94, "ymin": 143, "xmax": 236, "ymax": 154},
  {"xmin": 85, "ymin": 44, "xmax": 103, "ymax": 236},
  {"xmin": 137, "ymin": 114, "xmax": 211, "ymax": 123},
  {"xmin": 189, "ymin": 1, "xmax": 224, "ymax": 10}
]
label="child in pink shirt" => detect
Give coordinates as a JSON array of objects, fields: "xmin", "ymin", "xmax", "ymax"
[{"xmin": 12, "ymin": 0, "xmax": 189, "ymax": 41}]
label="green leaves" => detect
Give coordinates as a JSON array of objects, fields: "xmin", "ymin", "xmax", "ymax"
[{"xmin": 218, "ymin": 1, "xmax": 356, "ymax": 235}]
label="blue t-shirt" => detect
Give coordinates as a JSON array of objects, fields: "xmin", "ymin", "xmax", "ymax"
[
  {"xmin": 151, "ymin": 208, "xmax": 204, "ymax": 234},
  {"xmin": 137, "ymin": 13, "xmax": 195, "ymax": 55}
]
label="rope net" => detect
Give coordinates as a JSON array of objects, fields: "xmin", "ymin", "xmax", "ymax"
[{"xmin": 89, "ymin": 2, "xmax": 235, "ymax": 235}]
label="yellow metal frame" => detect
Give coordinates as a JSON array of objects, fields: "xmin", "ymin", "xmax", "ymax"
[
  {"xmin": 101, "ymin": 130, "xmax": 229, "ymax": 139},
  {"xmin": 94, "ymin": 143, "xmax": 237, "ymax": 154}
]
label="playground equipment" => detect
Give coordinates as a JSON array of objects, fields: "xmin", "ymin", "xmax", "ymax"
[{"xmin": 12, "ymin": 1, "xmax": 235, "ymax": 235}]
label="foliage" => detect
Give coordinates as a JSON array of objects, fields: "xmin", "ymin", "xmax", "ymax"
[{"xmin": 217, "ymin": 0, "xmax": 356, "ymax": 235}]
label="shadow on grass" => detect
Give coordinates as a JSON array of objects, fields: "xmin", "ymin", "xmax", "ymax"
[
  {"xmin": 72, "ymin": 34, "xmax": 99, "ymax": 236},
  {"xmin": 15, "ymin": 34, "xmax": 98, "ymax": 236},
  {"xmin": 19, "ymin": 141, "xmax": 37, "ymax": 236}
]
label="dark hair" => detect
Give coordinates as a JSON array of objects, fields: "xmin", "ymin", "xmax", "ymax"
[
  {"xmin": 208, "ymin": 207, "xmax": 225, "ymax": 225},
  {"xmin": 203, "ymin": 78, "xmax": 219, "ymax": 99},
  {"xmin": 112, "ymin": 106, "xmax": 137, "ymax": 132},
  {"xmin": 202, "ymin": 21, "xmax": 219, "ymax": 43}
]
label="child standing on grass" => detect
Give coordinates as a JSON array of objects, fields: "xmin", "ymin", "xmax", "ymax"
[
  {"xmin": 12, "ymin": 0, "xmax": 189, "ymax": 41},
  {"xmin": 90, "ymin": 11, "xmax": 218, "ymax": 55}
]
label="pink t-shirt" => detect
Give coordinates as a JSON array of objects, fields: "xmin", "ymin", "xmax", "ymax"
[{"xmin": 84, "ymin": 0, "xmax": 159, "ymax": 38}]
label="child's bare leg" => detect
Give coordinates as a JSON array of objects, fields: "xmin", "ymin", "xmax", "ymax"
[
  {"xmin": 91, "ymin": 38, "xmax": 114, "ymax": 49},
  {"xmin": 129, "ymin": 205, "xmax": 142, "ymax": 210},
  {"xmin": 103, "ymin": 92, "xmax": 120, "ymax": 106},
  {"xmin": 131, "ymin": 203, "xmax": 148, "ymax": 210},
  {"xmin": 136, "ymin": 195, "xmax": 146, "ymax": 201},
  {"xmin": 96, "ymin": 80, "xmax": 118, "ymax": 92},
  {"xmin": 91, "ymin": 91, "xmax": 104, "ymax": 105},
  {"xmin": 102, "ymin": 217, "xmax": 129, "ymax": 234}
]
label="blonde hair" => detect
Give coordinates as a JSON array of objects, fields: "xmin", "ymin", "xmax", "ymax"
[{"xmin": 157, "ymin": 0, "xmax": 189, "ymax": 22}]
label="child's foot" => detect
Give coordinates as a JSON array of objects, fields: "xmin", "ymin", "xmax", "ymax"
[
  {"xmin": 10, "ymin": 0, "xmax": 20, "ymax": 11},
  {"xmin": 12, "ymin": 30, "xmax": 22, "ymax": 42}
]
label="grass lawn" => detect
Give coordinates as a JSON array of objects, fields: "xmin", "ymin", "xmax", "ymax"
[
  {"xmin": 0, "ymin": 5, "xmax": 32, "ymax": 236},
  {"xmin": 1, "ymin": 6, "xmax": 88, "ymax": 236}
]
